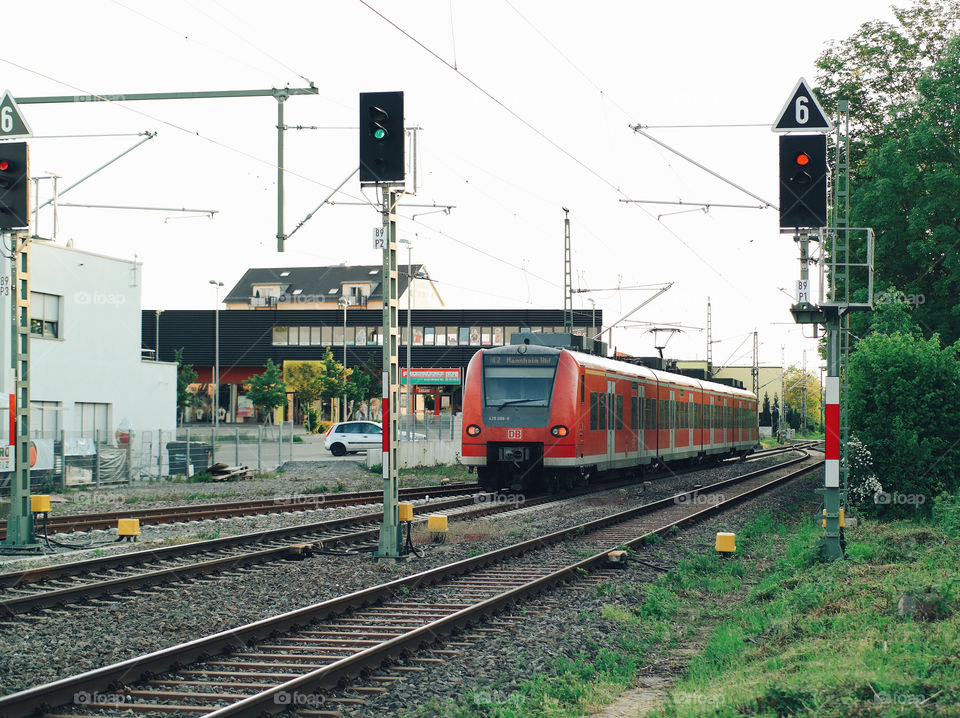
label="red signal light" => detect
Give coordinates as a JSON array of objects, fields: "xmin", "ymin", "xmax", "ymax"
[
  {"xmin": 795, "ymin": 153, "xmax": 811, "ymax": 167},
  {"xmin": 0, "ymin": 161, "xmax": 8, "ymax": 171}
]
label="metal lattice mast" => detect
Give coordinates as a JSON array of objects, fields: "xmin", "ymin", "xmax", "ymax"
[
  {"xmin": 2, "ymin": 233, "xmax": 35, "ymax": 549},
  {"xmin": 563, "ymin": 208, "xmax": 572, "ymax": 333},
  {"xmin": 706, "ymin": 298, "xmax": 713, "ymax": 376},
  {"xmin": 375, "ymin": 189, "xmax": 403, "ymax": 558},
  {"xmin": 752, "ymin": 331, "xmax": 759, "ymax": 399},
  {"xmin": 835, "ymin": 101, "xmax": 852, "ymax": 510}
]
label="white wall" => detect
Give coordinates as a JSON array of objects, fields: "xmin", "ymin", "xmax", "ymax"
[{"xmin": 23, "ymin": 242, "xmax": 176, "ymax": 439}]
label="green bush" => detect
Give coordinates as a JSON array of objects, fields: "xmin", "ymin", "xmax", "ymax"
[
  {"xmin": 848, "ymin": 331, "xmax": 960, "ymax": 516},
  {"xmin": 933, "ymin": 492, "xmax": 960, "ymax": 537}
]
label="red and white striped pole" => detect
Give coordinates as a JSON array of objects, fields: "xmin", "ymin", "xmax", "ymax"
[
  {"xmin": 824, "ymin": 376, "xmax": 839, "ymax": 489},
  {"xmin": 382, "ymin": 372, "xmax": 390, "ymax": 479}
]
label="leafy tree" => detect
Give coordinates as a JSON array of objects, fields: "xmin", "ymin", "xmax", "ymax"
[
  {"xmin": 815, "ymin": 6, "xmax": 960, "ymax": 345},
  {"xmin": 815, "ymin": 0, "xmax": 960, "ymax": 150},
  {"xmin": 759, "ymin": 392, "xmax": 772, "ymax": 427},
  {"xmin": 284, "ymin": 361, "xmax": 326, "ymax": 429},
  {"xmin": 318, "ymin": 349, "xmax": 348, "ymax": 414},
  {"xmin": 174, "ymin": 348, "xmax": 198, "ymax": 425},
  {"xmin": 783, "ymin": 366, "xmax": 822, "ymax": 433},
  {"xmin": 246, "ymin": 359, "xmax": 287, "ymax": 424},
  {"xmin": 346, "ymin": 354, "xmax": 381, "ymax": 419},
  {"xmin": 847, "ymin": 330, "xmax": 960, "ymax": 515}
]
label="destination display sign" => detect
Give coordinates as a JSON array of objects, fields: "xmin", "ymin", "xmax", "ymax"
[{"xmin": 484, "ymin": 354, "xmax": 557, "ymax": 367}]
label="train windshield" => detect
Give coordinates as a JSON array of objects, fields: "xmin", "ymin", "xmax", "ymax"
[{"xmin": 482, "ymin": 353, "xmax": 558, "ymax": 409}]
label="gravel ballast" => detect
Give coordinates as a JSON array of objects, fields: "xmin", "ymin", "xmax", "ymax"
[{"xmin": 0, "ymin": 452, "xmax": 815, "ymax": 699}]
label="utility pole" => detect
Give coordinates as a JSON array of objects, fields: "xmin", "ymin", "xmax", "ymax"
[
  {"xmin": 563, "ymin": 208, "xmax": 572, "ymax": 333},
  {"xmin": 801, "ymin": 349, "xmax": 807, "ymax": 436},
  {"xmin": 706, "ymin": 298, "xmax": 713, "ymax": 377},
  {"xmin": 375, "ymin": 188, "xmax": 402, "ymax": 559},
  {"xmin": 779, "ymin": 345, "xmax": 786, "ymax": 444},
  {"xmin": 751, "ymin": 331, "xmax": 758, "ymax": 400}
]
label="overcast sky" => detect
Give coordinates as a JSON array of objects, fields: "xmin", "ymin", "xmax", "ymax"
[{"xmin": 2, "ymin": 1, "xmax": 897, "ymax": 370}]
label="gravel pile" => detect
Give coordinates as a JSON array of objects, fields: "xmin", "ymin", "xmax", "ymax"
[{"xmin": 0, "ymin": 453, "xmax": 811, "ymax": 699}]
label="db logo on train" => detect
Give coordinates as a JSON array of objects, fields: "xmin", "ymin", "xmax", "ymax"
[{"xmin": 506, "ymin": 429, "xmax": 523, "ymax": 440}]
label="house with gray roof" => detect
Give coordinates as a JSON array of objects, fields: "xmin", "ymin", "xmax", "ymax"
[{"xmin": 224, "ymin": 264, "xmax": 443, "ymax": 311}]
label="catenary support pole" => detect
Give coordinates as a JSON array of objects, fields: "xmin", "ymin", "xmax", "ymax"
[{"xmin": 376, "ymin": 189, "xmax": 403, "ymax": 559}]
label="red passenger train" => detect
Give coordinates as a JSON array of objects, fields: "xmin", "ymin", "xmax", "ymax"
[{"xmin": 461, "ymin": 341, "xmax": 759, "ymax": 493}]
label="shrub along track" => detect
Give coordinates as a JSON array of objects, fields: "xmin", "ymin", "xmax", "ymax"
[{"xmin": 0, "ymin": 451, "xmax": 822, "ymax": 718}]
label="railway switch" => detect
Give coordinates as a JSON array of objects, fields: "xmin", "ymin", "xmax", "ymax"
[
  {"xmin": 117, "ymin": 519, "xmax": 141, "ymax": 542},
  {"xmin": 715, "ymin": 532, "xmax": 736, "ymax": 554}
]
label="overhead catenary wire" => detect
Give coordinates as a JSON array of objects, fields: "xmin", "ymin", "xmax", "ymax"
[{"xmin": 355, "ymin": 0, "xmax": 751, "ymax": 295}]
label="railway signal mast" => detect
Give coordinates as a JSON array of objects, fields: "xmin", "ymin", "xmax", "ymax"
[
  {"xmin": 774, "ymin": 79, "xmax": 873, "ymax": 559},
  {"xmin": 360, "ymin": 91, "xmax": 406, "ymax": 560},
  {"xmin": 0, "ymin": 91, "xmax": 35, "ymax": 551}
]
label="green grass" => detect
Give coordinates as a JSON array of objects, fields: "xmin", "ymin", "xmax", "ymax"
[{"xmin": 414, "ymin": 504, "xmax": 960, "ymax": 717}]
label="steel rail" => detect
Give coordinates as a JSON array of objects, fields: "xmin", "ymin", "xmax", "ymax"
[
  {"xmin": 0, "ymin": 453, "xmax": 820, "ymax": 718},
  {"xmin": 0, "ymin": 483, "xmax": 479, "ymax": 539}
]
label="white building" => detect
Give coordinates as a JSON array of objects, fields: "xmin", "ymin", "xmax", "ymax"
[{"xmin": 4, "ymin": 242, "xmax": 176, "ymax": 441}]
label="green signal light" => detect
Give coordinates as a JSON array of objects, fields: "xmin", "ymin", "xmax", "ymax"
[{"xmin": 374, "ymin": 128, "xmax": 387, "ymax": 140}]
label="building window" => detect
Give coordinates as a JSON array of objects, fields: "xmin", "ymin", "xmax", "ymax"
[
  {"xmin": 447, "ymin": 327, "xmax": 458, "ymax": 345},
  {"xmin": 321, "ymin": 326, "xmax": 333, "ymax": 345},
  {"xmin": 356, "ymin": 327, "xmax": 368, "ymax": 346},
  {"xmin": 76, "ymin": 402, "xmax": 109, "ymax": 438},
  {"xmin": 310, "ymin": 327, "xmax": 323, "ymax": 345},
  {"xmin": 345, "ymin": 326, "xmax": 355, "ymax": 346},
  {"xmin": 333, "ymin": 326, "xmax": 344, "ymax": 345},
  {"xmin": 435, "ymin": 328, "xmax": 446, "ymax": 347},
  {"xmin": 298, "ymin": 327, "xmax": 310, "ymax": 346},
  {"xmin": 481, "ymin": 327, "xmax": 492, "ymax": 345},
  {"xmin": 424, "ymin": 327, "xmax": 435, "ymax": 346},
  {"xmin": 458, "ymin": 327, "xmax": 470, "ymax": 346},
  {"xmin": 31, "ymin": 401, "xmax": 60, "ymax": 437},
  {"xmin": 413, "ymin": 327, "xmax": 424, "ymax": 346},
  {"xmin": 272, "ymin": 326, "xmax": 288, "ymax": 345},
  {"xmin": 504, "ymin": 327, "xmax": 519, "ymax": 342},
  {"xmin": 493, "ymin": 327, "xmax": 503, "ymax": 345},
  {"xmin": 30, "ymin": 292, "xmax": 61, "ymax": 338},
  {"xmin": 470, "ymin": 327, "xmax": 481, "ymax": 345}
]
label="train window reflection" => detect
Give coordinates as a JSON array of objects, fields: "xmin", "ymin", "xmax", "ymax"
[{"xmin": 482, "ymin": 366, "xmax": 556, "ymax": 408}]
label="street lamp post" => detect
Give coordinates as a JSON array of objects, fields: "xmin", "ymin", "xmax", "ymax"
[
  {"xmin": 209, "ymin": 281, "xmax": 223, "ymax": 429},
  {"xmin": 399, "ymin": 239, "xmax": 413, "ymax": 441},
  {"xmin": 339, "ymin": 296, "xmax": 348, "ymax": 422}
]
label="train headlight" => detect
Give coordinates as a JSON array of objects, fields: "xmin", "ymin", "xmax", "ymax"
[
  {"xmin": 466, "ymin": 424, "xmax": 481, "ymax": 437},
  {"xmin": 550, "ymin": 425, "xmax": 569, "ymax": 438}
]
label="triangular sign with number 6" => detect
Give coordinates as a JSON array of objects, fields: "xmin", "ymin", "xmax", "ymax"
[
  {"xmin": 772, "ymin": 78, "xmax": 832, "ymax": 133},
  {"xmin": 0, "ymin": 91, "xmax": 32, "ymax": 138}
]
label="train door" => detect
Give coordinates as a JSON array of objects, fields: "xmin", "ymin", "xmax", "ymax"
[
  {"xmin": 687, "ymin": 393, "xmax": 694, "ymax": 448},
  {"xmin": 606, "ymin": 380, "xmax": 616, "ymax": 464}
]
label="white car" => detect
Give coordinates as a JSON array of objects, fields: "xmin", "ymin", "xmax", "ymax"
[{"xmin": 324, "ymin": 421, "xmax": 426, "ymax": 456}]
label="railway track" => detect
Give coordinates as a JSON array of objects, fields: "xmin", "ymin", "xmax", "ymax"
[
  {"xmin": 0, "ymin": 451, "xmax": 822, "ymax": 717},
  {"xmin": 0, "ymin": 449, "xmax": 818, "ymax": 617},
  {"xmin": 0, "ymin": 483, "xmax": 480, "ymax": 539}
]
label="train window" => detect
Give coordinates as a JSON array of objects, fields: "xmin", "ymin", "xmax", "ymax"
[
  {"xmin": 598, "ymin": 393, "xmax": 607, "ymax": 430},
  {"xmin": 616, "ymin": 394, "xmax": 623, "ymax": 429},
  {"xmin": 631, "ymin": 396, "xmax": 639, "ymax": 430},
  {"xmin": 482, "ymin": 353, "xmax": 559, "ymax": 409},
  {"xmin": 590, "ymin": 392, "xmax": 598, "ymax": 430}
]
